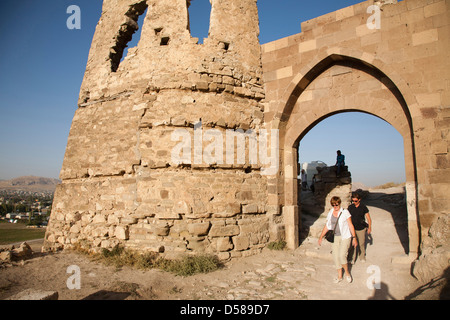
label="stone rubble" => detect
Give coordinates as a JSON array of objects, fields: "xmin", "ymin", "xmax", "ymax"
[{"xmin": 0, "ymin": 242, "xmax": 33, "ymax": 265}]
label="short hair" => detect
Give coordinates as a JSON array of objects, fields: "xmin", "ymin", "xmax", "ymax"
[
  {"xmin": 352, "ymin": 192, "xmax": 361, "ymax": 200},
  {"xmin": 330, "ymin": 196, "xmax": 341, "ymax": 206}
]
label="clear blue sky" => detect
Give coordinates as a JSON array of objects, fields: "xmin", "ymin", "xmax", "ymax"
[{"xmin": 0, "ymin": 0, "xmax": 405, "ymax": 187}]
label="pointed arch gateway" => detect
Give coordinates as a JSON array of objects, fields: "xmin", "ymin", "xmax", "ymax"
[{"xmin": 270, "ymin": 49, "xmax": 420, "ymax": 257}]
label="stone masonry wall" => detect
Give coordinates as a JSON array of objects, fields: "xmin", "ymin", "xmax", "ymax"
[
  {"xmin": 313, "ymin": 166, "xmax": 352, "ymax": 212},
  {"xmin": 44, "ymin": 0, "xmax": 278, "ymax": 259}
]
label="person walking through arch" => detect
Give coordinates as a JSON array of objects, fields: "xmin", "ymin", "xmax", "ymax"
[
  {"xmin": 348, "ymin": 192, "xmax": 372, "ymax": 264},
  {"xmin": 301, "ymin": 169, "xmax": 308, "ymax": 191},
  {"xmin": 335, "ymin": 150, "xmax": 345, "ymax": 176},
  {"xmin": 318, "ymin": 196, "xmax": 358, "ymax": 283}
]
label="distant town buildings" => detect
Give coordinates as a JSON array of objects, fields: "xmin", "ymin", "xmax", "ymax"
[{"xmin": 0, "ymin": 189, "xmax": 53, "ymax": 225}]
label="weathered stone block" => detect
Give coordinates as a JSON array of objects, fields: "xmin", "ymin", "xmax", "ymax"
[
  {"xmin": 233, "ymin": 235, "xmax": 250, "ymax": 251},
  {"xmin": 114, "ymin": 226, "xmax": 129, "ymax": 240},
  {"xmin": 6, "ymin": 289, "xmax": 59, "ymax": 301},
  {"xmin": 216, "ymin": 237, "xmax": 234, "ymax": 252},
  {"xmin": 188, "ymin": 222, "xmax": 211, "ymax": 236},
  {"xmin": 187, "ymin": 237, "xmax": 207, "ymax": 251},
  {"xmin": 209, "ymin": 224, "xmax": 240, "ymax": 237},
  {"xmin": 93, "ymin": 214, "xmax": 107, "ymax": 224},
  {"xmin": 212, "ymin": 203, "xmax": 241, "ymax": 218},
  {"xmin": 154, "ymin": 223, "xmax": 170, "ymax": 236}
]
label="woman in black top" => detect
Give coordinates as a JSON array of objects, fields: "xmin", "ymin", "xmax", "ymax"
[{"xmin": 348, "ymin": 193, "xmax": 372, "ymax": 263}]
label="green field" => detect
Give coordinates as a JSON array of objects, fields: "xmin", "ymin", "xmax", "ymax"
[{"xmin": 0, "ymin": 222, "xmax": 46, "ymax": 245}]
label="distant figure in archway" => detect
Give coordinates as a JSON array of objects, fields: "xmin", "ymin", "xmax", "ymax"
[
  {"xmin": 301, "ymin": 169, "xmax": 308, "ymax": 191},
  {"xmin": 335, "ymin": 150, "xmax": 345, "ymax": 176}
]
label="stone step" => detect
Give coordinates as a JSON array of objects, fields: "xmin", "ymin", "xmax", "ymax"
[{"xmin": 6, "ymin": 289, "xmax": 58, "ymax": 300}]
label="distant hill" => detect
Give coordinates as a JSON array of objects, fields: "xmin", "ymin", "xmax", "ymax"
[
  {"xmin": 0, "ymin": 176, "xmax": 61, "ymax": 193},
  {"xmin": 352, "ymin": 182, "xmax": 369, "ymax": 191}
]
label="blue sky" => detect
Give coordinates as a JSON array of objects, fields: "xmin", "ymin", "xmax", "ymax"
[{"xmin": 0, "ymin": 0, "xmax": 405, "ymax": 187}]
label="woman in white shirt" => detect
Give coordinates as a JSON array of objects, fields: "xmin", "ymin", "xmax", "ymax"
[{"xmin": 318, "ymin": 196, "xmax": 358, "ymax": 283}]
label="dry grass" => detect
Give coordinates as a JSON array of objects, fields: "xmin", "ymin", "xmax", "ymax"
[
  {"xmin": 72, "ymin": 243, "xmax": 223, "ymax": 276},
  {"xmin": 267, "ymin": 240, "xmax": 287, "ymax": 251}
]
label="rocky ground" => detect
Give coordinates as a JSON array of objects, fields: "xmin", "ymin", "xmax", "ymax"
[{"xmin": 0, "ymin": 187, "xmax": 446, "ymax": 301}]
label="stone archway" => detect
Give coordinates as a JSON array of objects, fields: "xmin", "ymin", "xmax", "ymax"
[{"xmin": 272, "ymin": 53, "xmax": 420, "ymax": 257}]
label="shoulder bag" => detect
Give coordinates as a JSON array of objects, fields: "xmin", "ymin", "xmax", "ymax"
[{"xmin": 324, "ymin": 211, "xmax": 342, "ymax": 243}]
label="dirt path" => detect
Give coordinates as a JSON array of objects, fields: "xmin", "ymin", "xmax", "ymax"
[
  {"xmin": 0, "ymin": 187, "xmax": 421, "ymax": 300},
  {"xmin": 296, "ymin": 187, "xmax": 416, "ymax": 300}
]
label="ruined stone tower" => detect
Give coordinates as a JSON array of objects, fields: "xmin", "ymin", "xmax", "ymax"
[{"xmin": 44, "ymin": 0, "xmax": 277, "ymax": 259}]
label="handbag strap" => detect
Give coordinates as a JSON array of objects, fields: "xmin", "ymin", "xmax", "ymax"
[{"xmin": 332, "ymin": 211, "xmax": 342, "ymax": 232}]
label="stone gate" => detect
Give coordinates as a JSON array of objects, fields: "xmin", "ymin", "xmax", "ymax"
[
  {"xmin": 45, "ymin": 0, "xmax": 449, "ymax": 261},
  {"xmin": 262, "ymin": 0, "xmax": 449, "ymax": 257}
]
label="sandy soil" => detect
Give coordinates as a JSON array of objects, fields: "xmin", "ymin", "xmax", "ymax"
[{"xmin": 0, "ymin": 187, "xmax": 430, "ymax": 301}]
